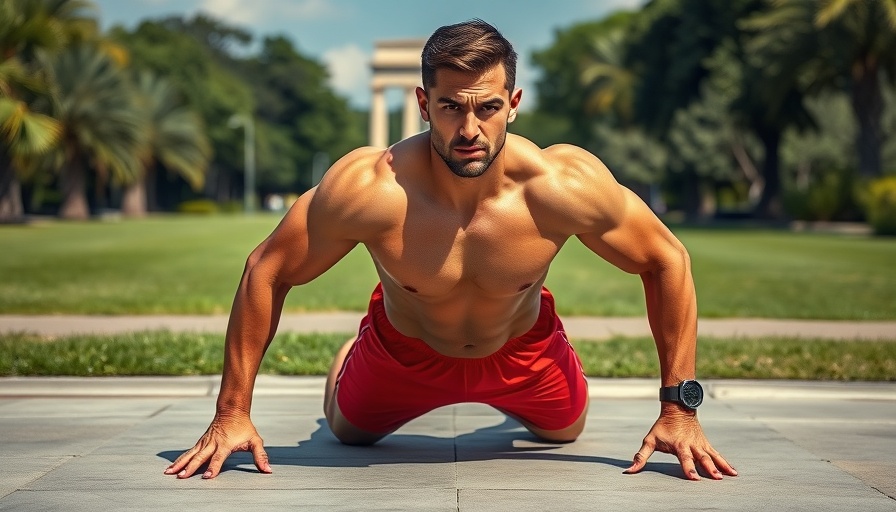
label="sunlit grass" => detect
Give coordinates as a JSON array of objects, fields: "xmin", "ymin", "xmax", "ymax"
[
  {"xmin": 1, "ymin": 216, "xmax": 894, "ymax": 318},
  {"xmin": 2, "ymin": 331, "xmax": 894, "ymax": 381}
]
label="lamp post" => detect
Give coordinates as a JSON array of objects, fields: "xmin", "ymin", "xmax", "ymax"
[{"xmin": 228, "ymin": 114, "xmax": 255, "ymax": 214}]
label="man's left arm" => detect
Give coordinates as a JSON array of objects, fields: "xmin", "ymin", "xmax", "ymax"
[{"xmin": 572, "ymin": 171, "xmax": 737, "ymax": 481}]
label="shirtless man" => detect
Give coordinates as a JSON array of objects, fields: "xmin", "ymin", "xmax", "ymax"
[{"xmin": 165, "ymin": 19, "xmax": 736, "ymax": 482}]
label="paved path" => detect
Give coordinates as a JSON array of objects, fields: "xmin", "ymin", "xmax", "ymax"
[
  {"xmin": 1, "ymin": 376, "xmax": 894, "ymax": 511},
  {"xmin": 2, "ymin": 315, "xmax": 895, "ymax": 509},
  {"xmin": 2, "ymin": 313, "xmax": 895, "ymax": 340}
]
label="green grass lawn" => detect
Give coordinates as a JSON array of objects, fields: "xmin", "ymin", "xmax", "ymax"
[
  {"xmin": 1, "ymin": 215, "xmax": 894, "ymax": 319},
  {"xmin": 2, "ymin": 331, "xmax": 893, "ymax": 381}
]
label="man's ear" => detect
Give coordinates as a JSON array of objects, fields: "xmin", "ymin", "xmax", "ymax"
[
  {"xmin": 508, "ymin": 87, "xmax": 522, "ymax": 123},
  {"xmin": 415, "ymin": 87, "xmax": 430, "ymax": 122}
]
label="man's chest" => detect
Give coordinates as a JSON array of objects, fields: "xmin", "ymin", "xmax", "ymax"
[{"xmin": 367, "ymin": 199, "xmax": 565, "ymax": 295}]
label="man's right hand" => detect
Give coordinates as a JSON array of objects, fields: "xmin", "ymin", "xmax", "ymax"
[{"xmin": 164, "ymin": 413, "xmax": 272, "ymax": 479}]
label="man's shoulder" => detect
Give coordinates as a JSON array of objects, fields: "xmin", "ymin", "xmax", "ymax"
[
  {"xmin": 312, "ymin": 145, "xmax": 406, "ymax": 227},
  {"xmin": 509, "ymin": 139, "xmax": 614, "ymax": 195},
  {"xmin": 510, "ymin": 138, "xmax": 625, "ymax": 232}
]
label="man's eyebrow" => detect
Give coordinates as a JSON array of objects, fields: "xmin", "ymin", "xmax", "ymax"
[{"xmin": 436, "ymin": 97, "xmax": 506, "ymax": 106}]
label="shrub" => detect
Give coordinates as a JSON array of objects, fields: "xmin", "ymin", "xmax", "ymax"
[
  {"xmin": 784, "ymin": 169, "xmax": 862, "ymax": 221},
  {"xmin": 218, "ymin": 200, "xmax": 244, "ymax": 213},
  {"xmin": 864, "ymin": 177, "xmax": 896, "ymax": 236},
  {"xmin": 177, "ymin": 199, "xmax": 219, "ymax": 215}
]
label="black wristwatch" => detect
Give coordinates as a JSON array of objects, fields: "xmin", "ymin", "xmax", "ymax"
[{"xmin": 659, "ymin": 380, "xmax": 704, "ymax": 410}]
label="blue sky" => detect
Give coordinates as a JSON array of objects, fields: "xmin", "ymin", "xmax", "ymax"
[{"xmin": 92, "ymin": 0, "xmax": 645, "ymax": 109}]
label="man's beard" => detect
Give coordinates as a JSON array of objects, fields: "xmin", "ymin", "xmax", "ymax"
[{"xmin": 432, "ymin": 132, "xmax": 506, "ymax": 178}]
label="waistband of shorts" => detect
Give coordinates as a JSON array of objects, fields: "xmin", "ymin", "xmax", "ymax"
[{"xmin": 364, "ymin": 283, "xmax": 562, "ymax": 362}]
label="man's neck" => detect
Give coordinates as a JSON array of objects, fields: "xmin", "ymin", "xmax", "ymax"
[{"xmin": 427, "ymin": 147, "xmax": 508, "ymax": 212}]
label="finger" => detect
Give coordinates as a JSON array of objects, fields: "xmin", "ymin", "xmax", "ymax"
[
  {"xmin": 624, "ymin": 439, "xmax": 655, "ymax": 474},
  {"xmin": 709, "ymin": 448, "xmax": 738, "ymax": 477},
  {"xmin": 202, "ymin": 447, "xmax": 231, "ymax": 479},
  {"xmin": 677, "ymin": 453, "xmax": 701, "ymax": 481},
  {"xmin": 696, "ymin": 451, "xmax": 723, "ymax": 480},
  {"xmin": 165, "ymin": 445, "xmax": 201, "ymax": 475},
  {"xmin": 250, "ymin": 436, "xmax": 272, "ymax": 474},
  {"xmin": 177, "ymin": 443, "xmax": 216, "ymax": 479}
]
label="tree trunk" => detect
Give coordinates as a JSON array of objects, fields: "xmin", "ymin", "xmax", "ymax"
[
  {"xmin": 145, "ymin": 167, "xmax": 158, "ymax": 211},
  {"xmin": 122, "ymin": 176, "xmax": 147, "ymax": 217},
  {"xmin": 851, "ymin": 57, "xmax": 883, "ymax": 178},
  {"xmin": 682, "ymin": 169, "xmax": 715, "ymax": 223},
  {"xmin": 754, "ymin": 127, "xmax": 784, "ymax": 220},
  {"xmin": 0, "ymin": 152, "xmax": 25, "ymax": 222},
  {"xmin": 59, "ymin": 159, "xmax": 90, "ymax": 220}
]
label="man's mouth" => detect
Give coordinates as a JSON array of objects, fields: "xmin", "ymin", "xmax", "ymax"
[{"xmin": 453, "ymin": 145, "xmax": 487, "ymax": 157}]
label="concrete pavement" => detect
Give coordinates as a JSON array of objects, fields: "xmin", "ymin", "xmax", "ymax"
[
  {"xmin": 1, "ymin": 376, "xmax": 895, "ymax": 511},
  {"xmin": 2, "ymin": 315, "xmax": 895, "ymax": 510}
]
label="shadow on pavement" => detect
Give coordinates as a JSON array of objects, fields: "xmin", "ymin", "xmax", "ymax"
[{"xmin": 158, "ymin": 416, "xmax": 685, "ymax": 480}]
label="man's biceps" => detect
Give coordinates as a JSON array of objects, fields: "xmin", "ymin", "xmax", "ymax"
[
  {"xmin": 578, "ymin": 231, "xmax": 648, "ymax": 274},
  {"xmin": 281, "ymin": 238, "xmax": 358, "ymax": 286}
]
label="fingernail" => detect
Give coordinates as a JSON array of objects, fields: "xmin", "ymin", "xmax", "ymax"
[
  {"xmin": 202, "ymin": 471, "xmax": 212, "ymax": 479},
  {"xmin": 178, "ymin": 470, "xmax": 185, "ymax": 477}
]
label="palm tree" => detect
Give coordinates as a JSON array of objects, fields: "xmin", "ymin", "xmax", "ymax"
[
  {"xmin": 36, "ymin": 44, "xmax": 146, "ymax": 219},
  {"xmin": 121, "ymin": 71, "xmax": 211, "ymax": 217},
  {"xmin": 0, "ymin": 0, "xmax": 98, "ymax": 221},
  {"xmin": 746, "ymin": 0, "xmax": 896, "ymax": 178},
  {"xmin": 0, "ymin": 54, "xmax": 61, "ymax": 220},
  {"xmin": 579, "ymin": 30, "xmax": 636, "ymax": 127}
]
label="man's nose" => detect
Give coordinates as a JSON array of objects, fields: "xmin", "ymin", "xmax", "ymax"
[{"xmin": 459, "ymin": 112, "xmax": 480, "ymax": 140}]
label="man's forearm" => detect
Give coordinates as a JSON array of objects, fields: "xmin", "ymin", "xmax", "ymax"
[
  {"xmin": 216, "ymin": 273, "xmax": 289, "ymax": 415},
  {"xmin": 640, "ymin": 250, "xmax": 698, "ymax": 388}
]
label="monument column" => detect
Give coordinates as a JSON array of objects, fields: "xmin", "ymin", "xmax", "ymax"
[
  {"xmin": 369, "ymin": 39, "xmax": 426, "ymax": 147},
  {"xmin": 402, "ymin": 87, "xmax": 421, "ymax": 140},
  {"xmin": 370, "ymin": 87, "xmax": 387, "ymax": 148}
]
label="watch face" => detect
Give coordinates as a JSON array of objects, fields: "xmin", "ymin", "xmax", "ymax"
[{"xmin": 681, "ymin": 380, "xmax": 704, "ymax": 408}]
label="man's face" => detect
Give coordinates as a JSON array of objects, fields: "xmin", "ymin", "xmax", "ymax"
[{"xmin": 416, "ymin": 65, "xmax": 522, "ymax": 178}]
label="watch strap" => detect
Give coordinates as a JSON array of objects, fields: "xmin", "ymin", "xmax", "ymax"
[{"xmin": 659, "ymin": 384, "xmax": 681, "ymax": 403}]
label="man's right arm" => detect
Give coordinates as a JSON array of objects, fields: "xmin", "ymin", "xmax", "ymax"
[{"xmin": 165, "ymin": 147, "xmax": 386, "ymax": 479}]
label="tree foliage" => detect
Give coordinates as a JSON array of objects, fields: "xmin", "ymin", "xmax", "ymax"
[
  {"xmin": 0, "ymin": 0, "xmax": 99, "ymax": 221},
  {"xmin": 34, "ymin": 43, "xmax": 147, "ymax": 219},
  {"xmin": 530, "ymin": 0, "xmax": 896, "ymax": 222}
]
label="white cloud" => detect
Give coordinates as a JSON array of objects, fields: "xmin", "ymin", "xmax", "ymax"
[
  {"xmin": 280, "ymin": 0, "xmax": 340, "ymax": 20},
  {"xmin": 198, "ymin": 0, "xmax": 256, "ymax": 23},
  {"xmin": 197, "ymin": 0, "xmax": 340, "ymax": 25},
  {"xmin": 593, "ymin": 0, "xmax": 649, "ymax": 11},
  {"xmin": 323, "ymin": 43, "xmax": 370, "ymax": 107}
]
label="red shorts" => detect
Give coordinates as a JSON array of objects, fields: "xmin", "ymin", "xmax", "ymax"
[{"xmin": 334, "ymin": 285, "xmax": 588, "ymax": 434}]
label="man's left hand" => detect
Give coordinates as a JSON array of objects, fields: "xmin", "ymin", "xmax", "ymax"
[{"xmin": 624, "ymin": 406, "xmax": 737, "ymax": 480}]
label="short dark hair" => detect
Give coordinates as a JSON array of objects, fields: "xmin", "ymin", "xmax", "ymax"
[{"xmin": 421, "ymin": 19, "xmax": 517, "ymax": 92}]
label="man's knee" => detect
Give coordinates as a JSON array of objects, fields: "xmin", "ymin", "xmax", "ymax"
[{"xmin": 325, "ymin": 397, "xmax": 387, "ymax": 446}]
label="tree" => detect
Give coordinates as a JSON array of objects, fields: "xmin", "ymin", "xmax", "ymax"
[
  {"xmin": 241, "ymin": 35, "xmax": 363, "ymax": 192},
  {"xmin": 531, "ymin": 12, "xmax": 635, "ymax": 147},
  {"xmin": 0, "ymin": 0, "xmax": 98, "ymax": 221},
  {"xmin": 0, "ymin": 50, "xmax": 61, "ymax": 220},
  {"xmin": 745, "ymin": 0, "xmax": 896, "ymax": 178},
  {"xmin": 109, "ymin": 18, "xmax": 254, "ymax": 204},
  {"xmin": 622, "ymin": 0, "xmax": 814, "ymax": 220},
  {"xmin": 35, "ymin": 44, "xmax": 146, "ymax": 219},
  {"xmin": 579, "ymin": 29, "xmax": 636, "ymax": 128},
  {"xmin": 121, "ymin": 71, "xmax": 211, "ymax": 216}
]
